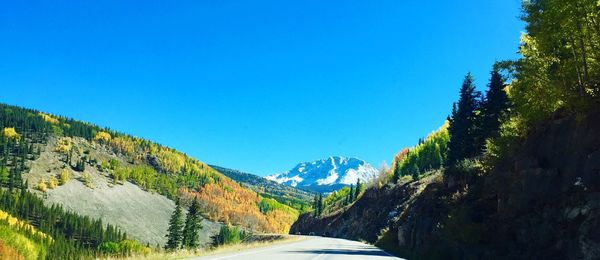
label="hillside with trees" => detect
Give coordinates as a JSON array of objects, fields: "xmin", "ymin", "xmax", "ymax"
[
  {"xmin": 0, "ymin": 117, "xmax": 149, "ymax": 258},
  {"xmin": 209, "ymin": 165, "xmax": 314, "ymax": 213},
  {"xmin": 0, "ymin": 102, "xmax": 300, "ymax": 258},
  {"xmin": 291, "ymin": 0, "xmax": 600, "ymax": 258}
]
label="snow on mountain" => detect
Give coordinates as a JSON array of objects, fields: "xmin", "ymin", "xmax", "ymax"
[{"xmin": 265, "ymin": 156, "xmax": 378, "ymax": 193}]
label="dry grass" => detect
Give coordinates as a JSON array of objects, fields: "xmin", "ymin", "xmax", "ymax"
[{"xmin": 111, "ymin": 235, "xmax": 303, "ymax": 260}]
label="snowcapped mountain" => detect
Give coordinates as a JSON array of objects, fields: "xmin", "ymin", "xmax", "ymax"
[{"xmin": 265, "ymin": 156, "xmax": 378, "ymax": 193}]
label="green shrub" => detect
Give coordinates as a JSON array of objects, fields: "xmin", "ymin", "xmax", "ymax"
[
  {"xmin": 450, "ymin": 158, "xmax": 482, "ymax": 178},
  {"xmin": 212, "ymin": 225, "xmax": 247, "ymax": 246},
  {"xmin": 98, "ymin": 241, "xmax": 120, "ymax": 254},
  {"xmin": 484, "ymin": 116, "xmax": 524, "ymax": 167}
]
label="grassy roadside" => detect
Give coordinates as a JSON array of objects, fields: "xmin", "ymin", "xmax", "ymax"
[{"xmin": 107, "ymin": 234, "xmax": 305, "ymax": 260}]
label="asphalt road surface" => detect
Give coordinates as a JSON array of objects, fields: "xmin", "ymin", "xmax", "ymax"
[{"xmin": 191, "ymin": 236, "xmax": 402, "ymax": 260}]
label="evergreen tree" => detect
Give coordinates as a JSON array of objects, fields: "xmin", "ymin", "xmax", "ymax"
[
  {"xmin": 447, "ymin": 73, "xmax": 482, "ymax": 166},
  {"xmin": 8, "ymin": 166, "xmax": 16, "ymax": 191},
  {"xmin": 0, "ymin": 166, "xmax": 8, "ymax": 187},
  {"xmin": 313, "ymin": 195, "xmax": 319, "ymax": 217},
  {"xmin": 182, "ymin": 199, "xmax": 203, "ymax": 249},
  {"xmin": 164, "ymin": 199, "xmax": 184, "ymax": 250},
  {"xmin": 411, "ymin": 164, "xmax": 420, "ymax": 181},
  {"xmin": 317, "ymin": 194, "xmax": 323, "ymax": 217},
  {"xmin": 349, "ymin": 184, "xmax": 354, "ymax": 201},
  {"xmin": 355, "ymin": 180, "xmax": 362, "ymax": 200},
  {"xmin": 481, "ymin": 68, "xmax": 510, "ymax": 140}
]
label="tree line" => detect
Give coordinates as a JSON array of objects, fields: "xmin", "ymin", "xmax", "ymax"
[
  {"xmin": 312, "ymin": 179, "xmax": 363, "ymax": 218},
  {"xmin": 391, "ymin": 67, "xmax": 510, "ymax": 183},
  {"xmin": 392, "ymin": 0, "xmax": 600, "ymax": 182}
]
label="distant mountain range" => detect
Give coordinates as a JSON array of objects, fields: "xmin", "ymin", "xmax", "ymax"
[
  {"xmin": 209, "ymin": 165, "xmax": 314, "ymax": 209},
  {"xmin": 265, "ymin": 156, "xmax": 378, "ymax": 193}
]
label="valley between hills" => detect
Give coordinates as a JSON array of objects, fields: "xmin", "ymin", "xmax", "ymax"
[{"xmin": 1, "ymin": 1, "xmax": 600, "ymax": 259}]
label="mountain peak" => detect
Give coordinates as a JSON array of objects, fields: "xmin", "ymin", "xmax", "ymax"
[{"xmin": 265, "ymin": 156, "xmax": 378, "ymax": 193}]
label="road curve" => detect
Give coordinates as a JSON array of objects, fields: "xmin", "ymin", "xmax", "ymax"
[{"xmin": 190, "ymin": 236, "xmax": 402, "ymax": 260}]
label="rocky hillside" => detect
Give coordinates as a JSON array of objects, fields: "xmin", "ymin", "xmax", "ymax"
[
  {"xmin": 290, "ymin": 172, "xmax": 438, "ymax": 241},
  {"xmin": 291, "ymin": 109, "xmax": 600, "ymax": 259},
  {"xmin": 0, "ymin": 103, "xmax": 299, "ymax": 248},
  {"xmin": 24, "ymin": 136, "xmax": 221, "ymax": 246},
  {"xmin": 266, "ymin": 156, "xmax": 378, "ymax": 193},
  {"xmin": 386, "ymin": 108, "xmax": 600, "ymax": 259}
]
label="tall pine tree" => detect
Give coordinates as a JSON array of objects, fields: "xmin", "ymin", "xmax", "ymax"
[
  {"xmin": 354, "ymin": 180, "xmax": 362, "ymax": 200},
  {"xmin": 447, "ymin": 73, "xmax": 482, "ymax": 166},
  {"xmin": 313, "ymin": 195, "xmax": 319, "ymax": 217},
  {"xmin": 317, "ymin": 194, "xmax": 323, "ymax": 217},
  {"xmin": 182, "ymin": 199, "xmax": 203, "ymax": 249},
  {"xmin": 480, "ymin": 68, "xmax": 510, "ymax": 140},
  {"xmin": 164, "ymin": 199, "xmax": 184, "ymax": 250}
]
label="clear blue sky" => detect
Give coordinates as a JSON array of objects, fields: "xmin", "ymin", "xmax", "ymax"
[{"xmin": 0, "ymin": 1, "xmax": 524, "ymax": 176}]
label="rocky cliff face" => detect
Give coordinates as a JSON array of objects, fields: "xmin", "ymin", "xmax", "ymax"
[
  {"xmin": 291, "ymin": 108, "xmax": 600, "ymax": 259},
  {"xmin": 290, "ymin": 182, "xmax": 401, "ymax": 241},
  {"xmin": 391, "ymin": 108, "xmax": 600, "ymax": 259},
  {"xmin": 289, "ymin": 173, "xmax": 438, "ymax": 242}
]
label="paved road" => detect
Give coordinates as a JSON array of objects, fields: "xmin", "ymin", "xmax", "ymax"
[{"xmin": 191, "ymin": 236, "xmax": 402, "ymax": 260}]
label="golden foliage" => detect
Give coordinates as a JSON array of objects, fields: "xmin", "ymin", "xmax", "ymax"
[
  {"xmin": 47, "ymin": 176, "xmax": 58, "ymax": 189},
  {"xmin": 391, "ymin": 148, "xmax": 410, "ymax": 172},
  {"xmin": 2, "ymin": 128, "xmax": 20, "ymax": 140},
  {"xmin": 180, "ymin": 177, "xmax": 299, "ymax": 234},
  {"xmin": 0, "ymin": 210, "xmax": 50, "ymax": 239},
  {"xmin": 0, "ymin": 240, "xmax": 24, "ymax": 260},
  {"xmin": 0, "ymin": 210, "xmax": 52, "ymax": 260},
  {"xmin": 81, "ymin": 172, "xmax": 93, "ymax": 188},
  {"xmin": 156, "ymin": 148, "xmax": 186, "ymax": 173},
  {"xmin": 38, "ymin": 112, "xmax": 59, "ymax": 124},
  {"xmin": 54, "ymin": 137, "xmax": 72, "ymax": 154},
  {"xmin": 36, "ymin": 178, "xmax": 47, "ymax": 192},
  {"xmin": 58, "ymin": 127, "xmax": 301, "ymax": 233},
  {"xmin": 94, "ymin": 131, "xmax": 112, "ymax": 143},
  {"xmin": 110, "ymin": 136, "xmax": 135, "ymax": 156},
  {"xmin": 59, "ymin": 169, "xmax": 71, "ymax": 185}
]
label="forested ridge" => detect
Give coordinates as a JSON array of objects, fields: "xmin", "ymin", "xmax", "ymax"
[
  {"xmin": 209, "ymin": 165, "xmax": 314, "ymax": 213},
  {"xmin": 0, "ymin": 105, "xmax": 148, "ymax": 258},
  {"xmin": 0, "ymin": 102, "xmax": 300, "ymax": 258},
  {"xmin": 292, "ymin": 1, "xmax": 600, "ymax": 259}
]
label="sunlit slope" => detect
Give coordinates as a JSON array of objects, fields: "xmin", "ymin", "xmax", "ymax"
[{"xmin": 2, "ymin": 103, "xmax": 299, "ymax": 236}]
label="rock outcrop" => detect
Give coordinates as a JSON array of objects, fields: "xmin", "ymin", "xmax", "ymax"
[
  {"xmin": 291, "ymin": 108, "xmax": 600, "ymax": 259},
  {"xmin": 391, "ymin": 108, "xmax": 600, "ymax": 259}
]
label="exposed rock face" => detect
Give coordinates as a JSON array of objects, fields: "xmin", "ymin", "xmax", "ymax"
[
  {"xmin": 291, "ymin": 109, "xmax": 600, "ymax": 259},
  {"xmin": 289, "ymin": 173, "xmax": 437, "ymax": 242},
  {"xmin": 24, "ymin": 137, "xmax": 222, "ymax": 247},
  {"xmin": 290, "ymin": 184, "xmax": 407, "ymax": 242},
  {"xmin": 393, "ymin": 109, "xmax": 600, "ymax": 259}
]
